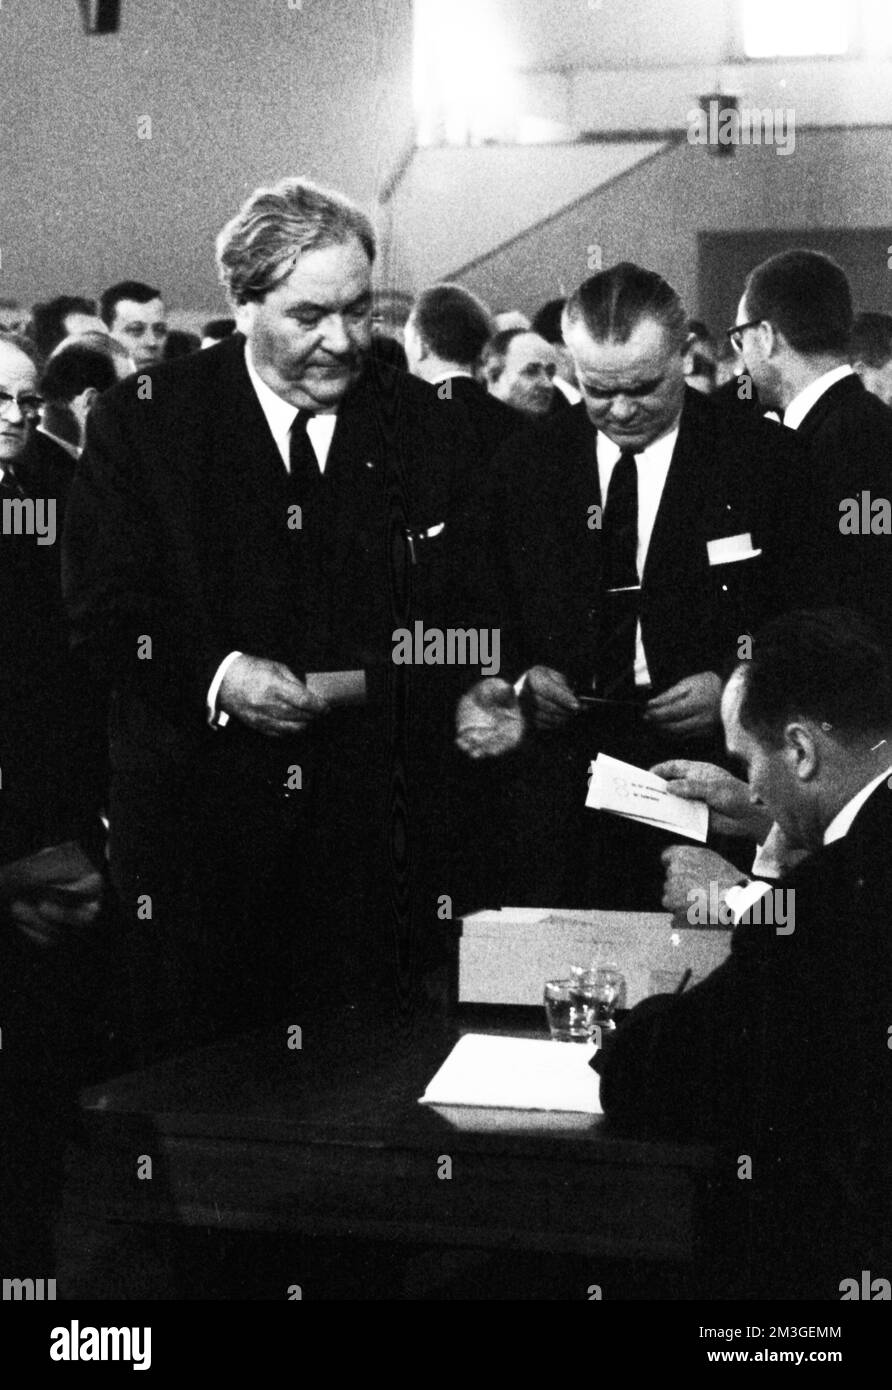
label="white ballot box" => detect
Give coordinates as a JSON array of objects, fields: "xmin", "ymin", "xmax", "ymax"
[{"xmin": 458, "ymin": 908, "xmax": 732, "ymax": 1006}]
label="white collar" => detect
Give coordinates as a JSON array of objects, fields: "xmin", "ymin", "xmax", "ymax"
[
  {"xmin": 783, "ymin": 364, "xmax": 854, "ymax": 430},
  {"xmin": 596, "ymin": 422, "xmax": 680, "ymax": 468},
  {"xmin": 431, "ymin": 370, "xmax": 474, "ymax": 385},
  {"xmin": 823, "ymin": 763, "xmax": 892, "ymax": 845},
  {"xmin": 37, "ymin": 424, "xmax": 81, "ymax": 460},
  {"xmin": 244, "ymin": 341, "xmax": 300, "ymax": 440}
]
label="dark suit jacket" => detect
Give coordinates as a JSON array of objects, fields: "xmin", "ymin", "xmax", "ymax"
[
  {"xmin": 18, "ymin": 428, "xmax": 79, "ymax": 518},
  {"xmin": 0, "ymin": 470, "xmax": 99, "ymax": 862},
  {"xmin": 63, "ymin": 333, "xmax": 478, "ymax": 789},
  {"xmin": 444, "ymin": 374, "xmax": 529, "ymax": 465},
  {"xmin": 795, "ymin": 373, "xmax": 892, "ymax": 651},
  {"xmin": 61, "ymin": 333, "xmax": 487, "ymax": 1040},
  {"xmin": 711, "ymin": 374, "xmax": 764, "ymax": 415},
  {"xmin": 1, "ymin": 466, "xmax": 104, "ymax": 1141},
  {"xmin": 485, "ymin": 387, "xmax": 807, "ymax": 692},
  {"xmin": 594, "ymin": 781, "xmax": 892, "ymax": 1295}
]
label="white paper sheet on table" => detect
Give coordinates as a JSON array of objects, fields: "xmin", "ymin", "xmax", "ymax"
[
  {"xmin": 418, "ymin": 1033, "xmax": 602, "ymax": 1114},
  {"xmin": 586, "ymin": 752, "xmax": 709, "ymax": 842}
]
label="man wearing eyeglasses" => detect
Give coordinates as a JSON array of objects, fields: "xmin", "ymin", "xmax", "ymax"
[
  {"xmin": 733, "ymin": 248, "xmax": 892, "ymax": 654},
  {"xmin": 457, "ymin": 263, "xmax": 807, "ymax": 907},
  {"xmin": 0, "ymin": 332, "xmax": 105, "ymax": 1274},
  {"xmin": 0, "ymin": 335, "xmax": 44, "ymax": 476}
]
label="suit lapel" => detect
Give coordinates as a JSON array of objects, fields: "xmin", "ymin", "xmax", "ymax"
[
  {"xmin": 208, "ymin": 334, "xmax": 290, "ymax": 504},
  {"xmin": 323, "ymin": 370, "xmax": 387, "ymax": 577},
  {"xmin": 554, "ymin": 406, "xmax": 602, "ymax": 588},
  {"xmin": 794, "ymin": 374, "xmax": 865, "ymax": 440},
  {"xmin": 639, "ymin": 392, "xmax": 705, "ymax": 589}
]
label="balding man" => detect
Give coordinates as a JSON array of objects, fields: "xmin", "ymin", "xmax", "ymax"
[
  {"xmin": 482, "ymin": 327, "xmax": 560, "ymax": 418},
  {"xmin": 65, "ymin": 178, "xmax": 477, "ymax": 1053},
  {"xmin": 457, "ymin": 262, "xmax": 806, "ymax": 907}
]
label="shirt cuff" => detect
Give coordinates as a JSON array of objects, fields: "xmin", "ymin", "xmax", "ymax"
[
  {"xmin": 724, "ymin": 880, "xmax": 771, "ymax": 925},
  {"xmin": 750, "ymin": 832, "xmax": 785, "ymax": 879},
  {"xmin": 207, "ymin": 651, "xmax": 243, "ymax": 728}
]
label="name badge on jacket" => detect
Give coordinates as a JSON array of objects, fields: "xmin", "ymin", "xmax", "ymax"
[{"xmin": 707, "ymin": 532, "xmax": 762, "ymax": 566}]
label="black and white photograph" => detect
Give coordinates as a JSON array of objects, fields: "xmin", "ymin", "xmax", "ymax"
[{"xmin": 0, "ymin": 0, "xmax": 890, "ymax": 1364}]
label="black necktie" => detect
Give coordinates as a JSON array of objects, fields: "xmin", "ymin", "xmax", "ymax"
[
  {"xmin": 289, "ymin": 408, "xmax": 319, "ymax": 481},
  {"xmin": 288, "ymin": 409, "xmax": 322, "ymax": 544},
  {"xmin": 603, "ymin": 450, "xmax": 638, "ymax": 590},
  {"xmin": 0, "ymin": 465, "xmax": 26, "ymax": 500},
  {"xmin": 597, "ymin": 450, "xmax": 639, "ymax": 698}
]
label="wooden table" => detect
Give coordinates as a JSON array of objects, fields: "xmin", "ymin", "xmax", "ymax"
[{"xmin": 65, "ymin": 1007, "xmax": 715, "ymax": 1297}]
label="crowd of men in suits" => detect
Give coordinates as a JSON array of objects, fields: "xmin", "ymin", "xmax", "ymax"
[{"xmin": 1, "ymin": 175, "xmax": 890, "ymax": 1296}]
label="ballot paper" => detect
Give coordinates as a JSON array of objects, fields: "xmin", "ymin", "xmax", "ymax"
[
  {"xmin": 418, "ymin": 1033, "xmax": 601, "ymax": 1114},
  {"xmin": 586, "ymin": 752, "xmax": 709, "ymax": 842}
]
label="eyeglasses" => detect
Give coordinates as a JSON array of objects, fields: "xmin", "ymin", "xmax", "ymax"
[
  {"xmin": 725, "ymin": 319, "xmax": 765, "ymax": 353},
  {"xmin": 0, "ymin": 389, "xmax": 43, "ymax": 420}
]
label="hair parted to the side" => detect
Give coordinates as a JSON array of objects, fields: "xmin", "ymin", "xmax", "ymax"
[
  {"xmin": 734, "ymin": 608, "xmax": 892, "ymax": 747},
  {"xmin": 411, "ymin": 283, "xmax": 494, "ymax": 369},
  {"xmin": 100, "ymin": 281, "xmax": 162, "ymax": 327},
  {"xmin": 216, "ymin": 177, "xmax": 376, "ymax": 307},
  {"xmin": 563, "ymin": 262, "xmax": 688, "ymax": 349},
  {"xmin": 743, "ymin": 249, "xmax": 853, "ymax": 356}
]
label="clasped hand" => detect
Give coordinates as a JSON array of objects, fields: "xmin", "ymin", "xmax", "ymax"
[
  {"xmin": 456, "ymin": 678, "xmax": 525, "ymax": 759},
  {"xmin": 0, "ymin": 841, "xmax": 104, "ymax": 947}
]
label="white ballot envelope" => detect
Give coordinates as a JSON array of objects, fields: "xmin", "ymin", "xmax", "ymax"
[
  {"xmin": 586, "ymin": 752, "xmax": 709, "ymax": 842},
  {"xmin": 706, "ymin": 532, "xmax": 762, "ymax": 565},
  {"xmin": 419, "ymin": 1033, "xmax": 601, "ymax": 1114}
]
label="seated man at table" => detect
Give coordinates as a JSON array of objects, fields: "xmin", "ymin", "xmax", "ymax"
[{"xmin": 593, "ymin": 608, "xmax": 892, "ymax": 1298}]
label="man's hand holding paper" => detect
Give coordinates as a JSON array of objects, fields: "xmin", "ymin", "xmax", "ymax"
[
  {"xmin": 650, "ymin": 758, "xmax": 772, "ymax": 840},
  {"xmin": 586, "ymin": 752, "xmax": 709, "ymax": 841},
  {"xmin": 523, "ymin": 665, "xmax": 581, "ymax": 728}
]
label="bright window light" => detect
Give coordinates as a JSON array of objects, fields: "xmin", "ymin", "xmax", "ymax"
[
  {"xmin": 862, "ymin": 0, "xmax": 892, "ymax": 57},
  {"xmin": 742, "ymin": 0, "xmax": 850, "ymax": 57},
  {"xmin": 413, "ymin": 0, "xmax": 520, "ymax": 146}
]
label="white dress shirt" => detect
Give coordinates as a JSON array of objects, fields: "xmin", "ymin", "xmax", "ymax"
[
  {"xmin": 207, "ymin": 345, "xmax": 340, "ymax": 726},
  {"xmin": 555, "ymin": 376, "xmax": 582, "ymax": 406},
  {"xmin": 243, "ymin": 341, "xmax": 337, "ymax": 471},
  {"xmin": 782, "ymin": 364, "xmax": 854, "ymax": 431},
  {"xmin": 597, "ymin": 425, "xmax": 679, "ymax": 687},
  {"xmin": 822, "ymin": 763, "xmax": 892, "ymax": 845}
]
